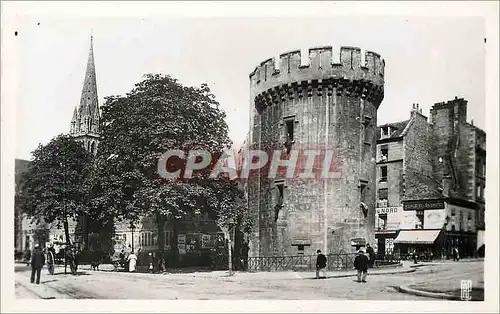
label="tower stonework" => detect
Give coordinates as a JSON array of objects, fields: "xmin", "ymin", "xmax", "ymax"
[
  {"xmin": 247, "ymin": 46, "xmax": 385, "ymax": 257},
  {"xmin": 70, "ymin": 35, "xmax": 100, "ymax": 155}
]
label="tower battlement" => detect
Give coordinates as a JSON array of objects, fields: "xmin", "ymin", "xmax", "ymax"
[{"xmin": 250, "ymin": 46, "xmax": 385, "ymax": 113}]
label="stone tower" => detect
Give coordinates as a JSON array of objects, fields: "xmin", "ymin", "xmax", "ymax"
[
  {"xmin": 247, "ymin": 46, "xmax": 385, "ymax": 257},
  {"xmin": 70, "ymin": 35, "xmax": 100, "ymax": 155}
]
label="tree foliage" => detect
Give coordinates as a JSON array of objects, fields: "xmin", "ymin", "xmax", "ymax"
[
  {"xmin": 18, "ymin": 135, "xmax": 93, "ymax": 244},
  {"xmin": 90, "ymin": 74, "xmax": 246, "ymax": 234}
]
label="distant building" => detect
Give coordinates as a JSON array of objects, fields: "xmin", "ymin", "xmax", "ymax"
[
  {"xmin": 15, "ymin": 159, "xmax": 31, "ymax": 253},
  {"xmin": 18, "ymin": 36, "xmax": 101, "ymax": 251},
  {"xmin": 375, "ymin": 98, "xmax": 486, "ymax": 259}
]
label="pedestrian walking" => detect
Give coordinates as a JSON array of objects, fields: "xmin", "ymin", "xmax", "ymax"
[
  {"xmin": 30, "ymin": 244, "xmax": 45, "ymax": 284},
  {"xmin": 353, "ymin": 249, "xmax": 369, "ymax": 283},
  {"xmin": 315, "ymin": 249, "xmax": 327, "ymax": 279},
  {"xmin": 366, "ymin": 244, "xmax": 376, "ymax": 268},
  {"xmin": 127, "ymin": 251, "xmax": 138, "ymax": 272},
  {"xmin": 452, "ymin": 247, "xmax": 460, "ymax": 262}
]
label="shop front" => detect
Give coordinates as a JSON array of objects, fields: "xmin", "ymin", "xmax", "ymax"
[
  {"xmin": 393, "ymin": 229, "xmax": 444, "ymax": 260},
  {"xmin": 374, "ymin": 206, "xmax": 402, "ymax": 258}
]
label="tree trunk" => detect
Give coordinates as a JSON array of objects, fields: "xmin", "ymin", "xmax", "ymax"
[
  {"xmin": 156, "ymin": 212, "xmax": 166, "ymax": 271},
  {"xmin": 171, "ymin": 219, "xmax": 179, "ymax": 267},
  {"xmin": 229, "ymin": 227, "xmax": 234, "ymax": 276},
  {"xmin": 63, "ymin": 216, "xmax": 71, "ymax": 246},
  {"xmin": 156, "ymin": 212, "xmax": 166, "ymax": 252}
]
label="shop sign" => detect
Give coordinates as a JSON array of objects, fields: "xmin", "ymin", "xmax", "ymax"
[
  {"xmin": 177, "ymin": 234, "xmax": 186, "ymax": 245},
  {"xmin": 376, "ymin": 207, "xmax": 401, "ymax": 214},
  {"xmin": 351, "ymin": 237, "xmax": 366, "ymax": 247},
  {"xmin": 403, "ymin": 199, "xmax": 445, "ymax": 210},
  {"xmin": 201, "ymin": 234, "xmax": 213, "ymax": 248},
  {"xmin": 291, "ymin": 239, "xmax": 311, "ymax": 246}
]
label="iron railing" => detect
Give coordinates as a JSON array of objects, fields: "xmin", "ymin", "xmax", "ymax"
[{"xmin": 247, "ymin": 253, "xmax": 358, "ymax": 272}]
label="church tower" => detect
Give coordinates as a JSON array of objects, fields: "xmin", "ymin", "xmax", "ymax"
[{"xmin": 70, "ymin": 35, "xmax": 100, "ymax": 155}]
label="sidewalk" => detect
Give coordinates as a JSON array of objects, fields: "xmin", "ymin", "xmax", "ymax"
[
  {"xmin": 48, "ymin": 261, "xmax": 414, "ymax": 280},
  {"xmin": 15, "ymin": 270, "xmax": 71, "ymax": 299}
]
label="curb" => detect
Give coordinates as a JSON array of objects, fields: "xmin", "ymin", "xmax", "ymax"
[
  {"xmin": 326, "ymin": 267, "xmax": 416, "ymax": 279},
  {"xmin": 396, "ymin": 285, "xmax": 461, "ymax": 300}
]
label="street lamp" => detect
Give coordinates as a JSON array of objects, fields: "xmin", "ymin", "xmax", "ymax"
[{"xmin": 130, "ymin": 222, "xmax": 135, "ymax": 253}]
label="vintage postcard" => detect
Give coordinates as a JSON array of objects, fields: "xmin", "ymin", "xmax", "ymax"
[{"xmin": 1, "ymin": 1, "xmax": 498, "ymax": 313}]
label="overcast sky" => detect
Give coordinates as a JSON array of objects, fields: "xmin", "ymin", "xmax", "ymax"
[{"xmin": 11, "ymin": 11, "xmax": 485, "ymax": 160}]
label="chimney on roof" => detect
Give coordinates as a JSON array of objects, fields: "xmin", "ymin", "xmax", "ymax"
[{"xmin": 471, "ymin": 119, "xmax": 474, "ymax": 126}]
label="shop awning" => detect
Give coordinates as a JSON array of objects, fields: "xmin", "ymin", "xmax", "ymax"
[{"xmin": 394, "ymin": 230, "xmax": 441, "ymax": 245}]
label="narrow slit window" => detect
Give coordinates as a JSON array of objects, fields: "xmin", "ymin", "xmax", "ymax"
[
  {"xmin": 273, "ymin": 181, "xmax": 285, "ymax": 221},
  {"xmin": 363, "ymin": 117, "xmax": 371, "ymax": 144},
  {"xmin": 360, "ymin": 182, "xmax": 367, "ymax": 203},
  {"xmin": 285, "ymin": 120, "xmax": 294, "ymax": 142}
]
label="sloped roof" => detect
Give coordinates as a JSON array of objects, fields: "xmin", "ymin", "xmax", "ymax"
[{"xmin": 377, "ymin": 120, "xmax": 410, "ymax": 140}]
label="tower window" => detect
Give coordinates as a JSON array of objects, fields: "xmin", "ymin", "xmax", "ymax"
[
  {"xmin": 283, "ymin": 116, "xmax": 295, "ymax": 142},
  {"xmin": 273, "ymin": 180, "xmax": 285, "ymax": 221},
  {"xmin": 360, "ymin": 181, "xmax": 368, "ymax": 203},
  {"xmin": 283, "ymin": 116, "xmax": 296, "ymax": 154},
  {"xmin": 363, "ymin": 117, "xmax": 372, "ymax": 144}
]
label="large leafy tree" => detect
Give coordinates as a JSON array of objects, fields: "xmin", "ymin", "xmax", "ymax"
[
  {"xmin": 18, "ymin": 135, "xmax": 93, "ymax": 246},
  {"xmin": 91, "ymin": 74, "xmax": 244, "ymax": 261}
]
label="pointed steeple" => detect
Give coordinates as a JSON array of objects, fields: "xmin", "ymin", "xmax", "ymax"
[
  {"xmin": 79, "ymin": 35, "xmax": 98, "ymax": 114},
  {"xmin": 71, "ymin": 34, "xmax": 100, "ymax": 137}
]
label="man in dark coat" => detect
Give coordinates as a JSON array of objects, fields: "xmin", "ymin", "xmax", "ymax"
[
  {"xmin": 366, "ymin": 244, "xmax": 376, "ymax": 268},
  {"xmin": 354, "ymin": 249, "xmax": 369, "ymax": 283},
  {"xmin": 30, "ymin": 244, "xmax": 45, "ymax": 284},
  {"xmin": 315, "ymin": 250, "xmax": 327, "ymax": 279}
]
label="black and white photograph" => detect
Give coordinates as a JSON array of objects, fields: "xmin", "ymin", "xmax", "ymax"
[{"xmin": 1, "ymin": 1, "xmax": 498, "ymax": 313}]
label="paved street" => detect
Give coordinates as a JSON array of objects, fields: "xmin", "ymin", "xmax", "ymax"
[{"xmin": 14, "ymin": 260, "xmax": 483, "ymax": 300}]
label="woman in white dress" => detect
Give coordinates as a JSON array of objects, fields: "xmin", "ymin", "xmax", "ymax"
[{"xmin": 127, "ymin": 251, "xmax": 138, "ymax": 272}]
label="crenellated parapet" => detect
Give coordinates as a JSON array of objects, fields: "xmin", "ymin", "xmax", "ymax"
[{"xmin": 250, "ymin": 46, "xmax": 385, "ymax": 113}]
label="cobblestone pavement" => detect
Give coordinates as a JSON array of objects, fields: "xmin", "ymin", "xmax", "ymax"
[{"xmin": 14, "ymin": 260, "xmax": 483, "ymax": 300}]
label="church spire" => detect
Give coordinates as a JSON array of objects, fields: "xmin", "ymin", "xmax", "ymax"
[
  {"xmin": 71, "ymin": 34, "xmax": 100, "ymax": 137},
  {"xmin": 79, "ymin": 34, "xmax": 98, "ymax": 113}
]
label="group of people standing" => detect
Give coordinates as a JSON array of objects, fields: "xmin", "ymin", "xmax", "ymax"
[
  {"xmin": 315, "ymin": 243, "xmax": 377, "ymax": 283},
  {"xmin": 118, "ymin": 250, "xmax": 165, "ymax": 273}
]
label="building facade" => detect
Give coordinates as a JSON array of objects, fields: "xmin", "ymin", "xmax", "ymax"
[
  {"xmin": 375, "ymin": 99, "xmax": 486, "ymax": 259},
  {"xmin": 18, "ymin": 36, "xmax": 101, "ymax": 252},
  {"xmin": 247, "ymin": 46, "xmax": 385, "ymax": 257}
]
